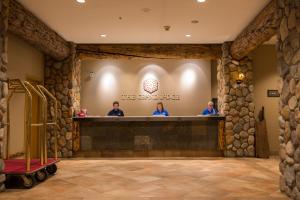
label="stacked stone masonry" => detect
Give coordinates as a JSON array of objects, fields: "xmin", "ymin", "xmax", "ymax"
[
  {"xmin": 44, "ymin": 44, "xmax": 80, "ymax": 158},
  {"xmin": 230, "ymin": 0, "xmax": 279, "ymax": 60},
  {"xmin": 76, "ymin": 44, "xmax": 222, "ymax": 60},
  {"xmin": 8, "ymin": 0, "xmax": 70, "ymax": 60},
  {"xmin": 1, "ymin": 0, "xmax": 299, "ymax": 198},
  {"xmin": 217, "ymin": 42, "xmax": 255, "ymax": 157},
  {"xmin": 0, "ymin": 0, "xmax": 9, "ymax": 192},
  {"xmin": 277, "ymin": 0, "xmax": 300, "ymax": 199}
]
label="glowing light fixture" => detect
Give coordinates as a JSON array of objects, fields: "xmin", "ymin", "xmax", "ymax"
[
  {"xmin": 236, "ymin": 72, "xmax": 245, "ymax": 84},
  {"xmin": 197, "ymin": 0, "xmax": 206, "ymax": 3},
  {"xmin": 185, "ymin": 34, "xmax": 191, "ymax": 37},
  {"xmin": 76, "ymin": 0, "xmax": 86, "ymax": 3},
  {"xmin": 100, "ymin": 34, "xmax": 107, "ymax": 38}
]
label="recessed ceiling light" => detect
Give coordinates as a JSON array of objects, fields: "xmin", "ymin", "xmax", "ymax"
[
  {"xmin": 76, "ymin": 0, "xmax": 86, "ymax": 3},
  {"xmin": 100, "ymin": 34, "xmax": 107, "ymax": 38},
  {"xmin": 197, "ymin": 0, "xmax": 206, "ymax": 3},
  {"xmin": 185, "ymin": 34, "xmax": 191, "ymax": 37}
]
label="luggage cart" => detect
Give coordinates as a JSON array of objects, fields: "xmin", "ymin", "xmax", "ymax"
[{"xmin": 2, "ymin": 79, "xmax": 59, "ymax": 188}]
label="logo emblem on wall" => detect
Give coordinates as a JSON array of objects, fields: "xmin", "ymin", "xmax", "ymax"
[{"xmin": 143, "ymin": 79, "xmax": 159, "ymax": 94}]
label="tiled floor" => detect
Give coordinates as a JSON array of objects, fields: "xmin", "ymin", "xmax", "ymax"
[{"xmin": 1, "ymin": 158, "xmax": 287, "ymax": 200}]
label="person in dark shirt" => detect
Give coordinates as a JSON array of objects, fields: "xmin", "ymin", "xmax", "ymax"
[
  {"xmin": 107, "ymin": 101, "xmax": 124, "ymax": 116},
  {"xmin": 202, "ymin": 101, "xmax": 217, "ymax": 115},
  {"xmin": 152, "ymin": 102, "xmax": 169, "ymax": 116}
]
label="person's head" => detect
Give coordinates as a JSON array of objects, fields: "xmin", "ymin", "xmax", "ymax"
[
  {"xmin": 207, "ymin": 101, "xmax": 214, "ymax": 110},
  {"xmin": 113, "ymin": 101, "xmax": 120, "ymax": 110},
  {"xmin": 156, "ymin": 102, "xmax": 164, "ymax": 112}
]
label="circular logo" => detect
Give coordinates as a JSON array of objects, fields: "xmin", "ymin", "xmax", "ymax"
[{"xmin": 143, "ymin": 79, "xmax": 159, "ymax": 94}]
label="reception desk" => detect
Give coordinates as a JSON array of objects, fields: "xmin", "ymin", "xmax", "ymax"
[{"xmin": 73, "ymin": 116, "xmax": 225, "ymax": 157}]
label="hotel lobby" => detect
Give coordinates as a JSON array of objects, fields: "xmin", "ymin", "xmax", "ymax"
[{"xmin": 0, "ymin": 0, "xmax": 299, "ymax": 199}]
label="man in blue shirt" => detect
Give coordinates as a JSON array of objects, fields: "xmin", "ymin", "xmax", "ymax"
[
  {"xmin": 202, "ymin": 101, "xmax": 217, "ymax": 115},
  {"xmin": 152, "ymin": 102, "xmax": 169, "ymax": 116},
  {"xmin": 107, "ymin": 101, "xmax": 124, "ymax": 116}
]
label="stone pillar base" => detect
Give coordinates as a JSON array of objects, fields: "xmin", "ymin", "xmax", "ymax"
[{"xmin": 217, "ymin": 43, "xmax": 255, "ymax": 157}]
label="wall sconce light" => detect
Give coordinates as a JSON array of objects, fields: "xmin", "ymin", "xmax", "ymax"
[{"xmin": 236, "ymin": 72, "xmax": 245, "ymax": 84}]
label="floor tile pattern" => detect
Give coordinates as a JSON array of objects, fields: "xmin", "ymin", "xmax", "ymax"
[{"xmin": 0, "ymin": 158, "xmax": 287, "ymax": 200}]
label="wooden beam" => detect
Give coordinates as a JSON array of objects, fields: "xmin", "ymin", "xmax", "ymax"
[
  {"xmin": 8, "ymin": 0, "xmax": 70, "ymax": 60},
  {"xmin": 76, "ymin": 44, "xmax": 222, "ymax": 60},
  {"xmin": 230, "ymin": 0, "xmax": 278, "ymax": 60}
]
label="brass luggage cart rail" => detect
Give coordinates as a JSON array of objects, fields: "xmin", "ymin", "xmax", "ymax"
[
  {"xmin": 37, "ymin": 85, "xmax": 58, "ymax": 160},
  {"xmin": 6, "ymin": 79, "xmax": 58, "ymax": 172}
]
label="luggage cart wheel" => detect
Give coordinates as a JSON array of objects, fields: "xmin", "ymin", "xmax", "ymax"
[
  {"xmin": 21, "ymin": 175, "xmax": 35, "ymax": 189},
  {"xmin": 35, "ymin": 169, "xmax": 48, "ymax": 182},
  {"xmin": 46, "ymin": 164, "xmax": 57, "ymax": 175}
]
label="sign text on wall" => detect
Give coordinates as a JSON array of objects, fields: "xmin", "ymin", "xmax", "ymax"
[
  {"xmin": 121, "ymin": 94, "xmax": 180, "ymax": 101},
  {"xmin": 121, "ymin": 78, "xmax": 180, "ymax": 101}
]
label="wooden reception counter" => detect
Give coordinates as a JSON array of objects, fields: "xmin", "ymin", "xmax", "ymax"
[{"xmin": 73, "ymin": 116, "xmax": 225, "ymax": 157}]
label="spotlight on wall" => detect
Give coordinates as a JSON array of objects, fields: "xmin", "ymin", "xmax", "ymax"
[
  {"xmin": 181, "ymin": 69, "xmax": 196, "ymax": 88},
  {"xmin": 143, "ymin": 73, "xmax": 157, "ymax": 81},
  {"xmin": 76, "ymin": 0, "xmax": 86, "ymax": 3},
  {"xmin": 101, "ymin": 72, "xmax": 116, "ymax": 91}
]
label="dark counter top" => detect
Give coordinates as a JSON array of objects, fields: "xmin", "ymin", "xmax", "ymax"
[
  {"xmin": 73, "ymin": 115, "xmax": 225, "ymax": 157},
  {"xmin": 73, "ymin": 115, "xmax": 225, "ymax": 122}
]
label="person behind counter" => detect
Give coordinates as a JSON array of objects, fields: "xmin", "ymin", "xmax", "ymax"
[
  {"xmin": 202, "ymin": 101, "xmax": 218, "ymax": 115},
  {"xmin": 152, "ymin": 102, "xmax": 169, "ymax": 116},
  {"xmin": 107, "ymin": 101, "xmax": 124, "ymax": 116}
]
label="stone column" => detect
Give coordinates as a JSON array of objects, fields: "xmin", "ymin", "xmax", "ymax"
[
  {"xmin": 217, "ymin": 42, "xmax": 255, "ymax": 157},
  {"xmin": 277, "ymin": 0, "xmax": 300, "ymax": 198},
  {"xmin": 44, "ymin": 44, "xmax": 80, "ymax": 158},
  {"xmin": 0, "ymin": 0, "xmax": 9, "ymax": 192}
]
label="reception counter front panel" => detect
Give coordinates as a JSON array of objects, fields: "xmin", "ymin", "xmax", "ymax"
[{"xmin": 73, "ymin": 116, "xmax": 225, "ymax": 157}]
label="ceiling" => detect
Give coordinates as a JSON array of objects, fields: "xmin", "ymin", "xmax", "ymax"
[{"xmin": 18, "ymin": 0, "xmax": 271, "ymax": 44}]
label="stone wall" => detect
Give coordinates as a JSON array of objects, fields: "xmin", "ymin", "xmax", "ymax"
[
  {"xmin": 277, "ymin": 0, "xmax": 300, "ymax": 199},
  {"xmin": 76, "ymin": 44, "xmax": 222, "ymax": 60},
  {"xmin": 230, "ymin": 0, "xmax": 278, "ymax": 60},
  {"xmin": 217, "ymin": 42, "xmax": 255, "ymax": 157},
  {"xmin": 0, "ymin": 0, "xmax": 9, "ymax": 192},
  {"xmin": 8, "ymin": 0, "xmax": 70, "ymax": 60},
  {"xmin": 44, "ymin": 44, "xmax": 80, "ymax": 158}
]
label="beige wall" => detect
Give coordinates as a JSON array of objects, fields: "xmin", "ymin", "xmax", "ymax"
[
  {"xmin": 211, "ymin": 60, "xmax": 218, "ymax": 98},
  {"xmin": 251, "ymin": 44, "xmax": 279, "ymax": 155},
  {"xmin": 7, "ymin": 34, "xmax": 44, "ymax": 155},
  {"xmin": 81, "ymin": 59, "xmax": 211, "ymax": 116}
]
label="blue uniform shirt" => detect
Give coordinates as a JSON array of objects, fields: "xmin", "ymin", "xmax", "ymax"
[
  {"xmin": 202, "ymin": 108, "xmax": 217, "ymax": 115},
  {"xmin": 153, "ymin": 110, "xmax": 169, "ymax": 116},
  {"xmin": 107, "ymin": 109, "xmax": 124, "ymax": 116}
]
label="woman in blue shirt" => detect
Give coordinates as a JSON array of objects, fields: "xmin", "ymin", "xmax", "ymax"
[{"xmin": 152, "ymin": 102, "xmax": 169, "ymax": 116}]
